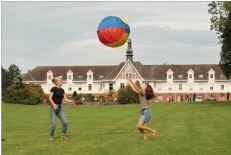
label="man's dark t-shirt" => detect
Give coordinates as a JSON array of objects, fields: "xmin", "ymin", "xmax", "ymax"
[{"xmin": 50, "ymin": 86, "xmax": 65, "ymax": 108}]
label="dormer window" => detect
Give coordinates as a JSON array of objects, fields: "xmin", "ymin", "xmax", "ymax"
[
  {"xmin": 208, "ymin": 68, "xmax": 215, "ymax": 83},
  {"xmin": 166, "ymin": 69, "xmax": 174, "ymax": 83},
  {"xmin": 187, "ymin": 69, "xmax": 194, "ymax": 83},
  {"xmin": 66, "ymin": 70, "xmax": 73, "ymax": 82},
  {"xmin": 189, "ymin": 74, "xmax": 193, "ymax": 79},
  {"xmin": 47, "ymin": 70, "xmax": 53, "ymax": 82},
  {"xmin": 199, "ymin": 75, "xmax": 204, "ymax": 78},
  {"xmin": 87, "ymin": 70, "xmax": 93, "ymax": 82},
  {"xmin": 209, "ymin": 74, "xmax": 213, "ymax": 78},
  {"xmin": 68, "ymin": 75, "xmax": 72, "ymax": 80},
  {"xmin": 178, "ymin": 75, "xmax": 183, "ymax": 78}
]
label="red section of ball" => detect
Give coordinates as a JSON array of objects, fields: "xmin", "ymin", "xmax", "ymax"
[{"xmin": 97, "ymin": 27, "xmax": 126, "ymax": 45}]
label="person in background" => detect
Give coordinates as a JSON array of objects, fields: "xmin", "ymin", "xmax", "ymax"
[{"xmin": 227, "ymin": 92, "xmax": 230, "ymax": 101}]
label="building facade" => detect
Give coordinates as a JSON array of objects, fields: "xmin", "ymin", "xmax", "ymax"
[{"xmin": 22, "ymin": 39, "xmax": 231, "ymax": 102}]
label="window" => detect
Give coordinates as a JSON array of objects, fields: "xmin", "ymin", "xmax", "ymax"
[
  {"xmin": 168, "ymin": 74, "xmax": 172, "ymax": 79},
  {"xmin": 189, "ymin": 87, "xmax": 193, "ymax": 91},
  {"xmin": 178, "ymin": 75, "xmax": 183, "ymax": 78},
  {"xmin": 210, "ymin": 86, "xmax": 213, "ymax": 90},
  {"xmin": 88, "ymin": 84, "xmax": 92, "ymax": 91},
  {"xmin": 168, "ymin": 88, "xmax": 172, "ymax": 91},
  {"xmin": 48, "ymin": 84, "xmax": 52, "ymax": 92},
  {"xmin": 109, "ymin": 83, "xmax": 113, "ymax": 90},
  {"xmin": 68, "ymin": 87, "xmax": 72, "ymax": 91},
  {"xmin": 200, "ymin": 88, "xmax": 203, "ymax": 91},
  {"xmin": 48, "ymin": 75, "xmax": 52, "ymax": 80},
  {"xmin": 179, "ymin": 83, "xmax": 182, "ymax": 90},
  {"xmin": 120, "ymin": 83, "xmax": 125, "ymax": 88},
  {"xmin": 210, "ymin": 74, "xmax": 214, "ymax": 78},
  {"xmin": 221, "ymin": 85, "xmax": 224, "ymax": 90},
  {"xmin": 189, "ymin": 74, "xmax": 192, "ymax": 79},
  {"xmin": 68, "ymin": 75, "xmax": 72, "ymax": 80},
  {"xmin": 158, "ymin": 87, "xmax": 162, "ymax": 91},
  {"xmin": 99, "ymin": 84, "xmax": 103, "ymax": 90},
  {"xmin": 78, "ymin": 87, "xmax": 82, "ymax": 91},
  {"xmin": 89, "ymin": 75, "xmax": 92, "ymax": 79},
  {"xmin": 199, "ymin": 75, "xmax": 204, "ymax": 78}
]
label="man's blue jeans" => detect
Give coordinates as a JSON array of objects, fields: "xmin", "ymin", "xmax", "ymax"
[{"xmin": 49, "ymin": 105, "xmax": 68, "ymax": 137}]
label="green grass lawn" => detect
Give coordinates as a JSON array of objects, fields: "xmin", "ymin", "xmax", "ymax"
[{"xmin": 2, "ymin": 102, "xmax": 231, "ymax": 155}]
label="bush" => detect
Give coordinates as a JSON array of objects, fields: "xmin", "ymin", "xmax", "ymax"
[
  {"xmin": 117, "ymin": 86, "xmax": 139, "ymax": 104},
  {"xmin": 3, "ymin": 84, "xmax": 44, "ymax": 105},
  {"xmin": 72, "ymin": 93, "xmax": 96, "ymax": 103},
  {"xmin": 24, "ymin": 83, "xmax": 44, "ymax": 98},
  {"xmin": 73, "ymin": 93, "xmax": 83, "ymax": 101},
  {"xmin": 84, "ymin": 94, "xmax": 95, "ymax": 102}
]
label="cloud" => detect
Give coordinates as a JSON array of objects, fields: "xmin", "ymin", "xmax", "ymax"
[
  {"xmin": 69, "ymin": 39, "xmax": 100, "ymax": 48},
  {"xmin": 131, "ymin": 19, "xmax": 210, "ymax": 31}
]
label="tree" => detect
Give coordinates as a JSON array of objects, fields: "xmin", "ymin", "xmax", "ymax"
[
  {"xmin": 2, "ymin": 64, "xmax": 23, "ymax": 97},
  {"xmin": 208, "ymin": 2, "xmax": 231, "ymax": 79},
  {"xmin": 2, "ymin": 67, "xmax": 7, "ymax": 97},
  {"xmin": 72, "ymin": 91, "xmax": 77, "ymax": 98},
  {"xmin": 8, "ymin": 64, "xmax": 23, "ymax": 87},
  {"xmin": 117, "ymin": 86, "xmax": 139, "ymax": 104},
  {"xmin": 4, "ymin": 84, "xmax": 43, "ymax": 105},
  {"xmin": 135, "ymin": 80, "xmax": 142, "ymax": 89}
]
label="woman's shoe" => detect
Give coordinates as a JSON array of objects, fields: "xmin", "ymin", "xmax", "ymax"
[{"xmin": 61, "ymin": 135, "xmax": 69, "ymax": 140}]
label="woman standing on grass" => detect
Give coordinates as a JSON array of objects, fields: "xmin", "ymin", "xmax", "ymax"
[
  {"xmin": 127, "ymin": 78, "xmax": 157, "ymax": 140},
  {"xmin": 48, "ymin": 76, "xmax": 73, "ymax": 141}
]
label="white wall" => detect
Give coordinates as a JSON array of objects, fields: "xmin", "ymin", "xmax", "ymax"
[{"xmin": 28, "ymin": 79, "xmax": 231, "ymax": 95}]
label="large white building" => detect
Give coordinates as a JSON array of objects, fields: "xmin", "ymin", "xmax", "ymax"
[{"xmin": 22, "ymin": 39, "xmax": 231, "ymax": 102}]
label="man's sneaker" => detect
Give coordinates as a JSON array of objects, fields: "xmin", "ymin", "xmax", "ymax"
[{"xmin": 49, "ymin": 137, "xmax": 54, "ymax": 141}]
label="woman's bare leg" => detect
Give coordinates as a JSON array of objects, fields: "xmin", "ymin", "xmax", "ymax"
[
  {"xmin": 137, "ymin": 120, "xmax": 157, "ymax": 137},
  {"xmin": 137, "ymin": 120, "xmax": 148, "ymax": 140}
]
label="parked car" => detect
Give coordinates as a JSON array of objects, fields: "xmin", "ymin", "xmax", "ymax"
[
  {"xmin": 195, "ymin": 96, "xmax": 203, "ymax": 102},
  {"xmin": 208, "ymin": 96, "xmax": 216, "ymax": 101}
]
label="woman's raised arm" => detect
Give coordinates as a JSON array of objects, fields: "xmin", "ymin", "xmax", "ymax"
[{"xmin": 127, "ymin": 78, "xmax": 142, "ymax": 93}]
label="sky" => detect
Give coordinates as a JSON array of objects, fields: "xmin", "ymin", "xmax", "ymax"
[{"xmin": 2, "ymin": 1, "xmax": 221, "ymax": 73}]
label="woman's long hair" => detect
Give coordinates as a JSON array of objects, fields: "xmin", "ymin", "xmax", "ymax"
[{"xmin": 145, "ymin": 84, "xmax": 154, "ymax": 100}]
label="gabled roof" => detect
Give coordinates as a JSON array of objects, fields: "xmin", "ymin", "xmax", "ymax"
[
  {"xmin": 141, "ymin": 64, "xmax": 225, "ymax": 80},
  {"xmin": 22, "ymin": 63, "xmax": 228, "ymax": 81},
  {"xmin": 23, "ymin": 65, "xmax": 117, "ymax": 81}
]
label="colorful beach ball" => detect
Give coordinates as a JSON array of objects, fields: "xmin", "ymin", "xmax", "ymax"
[{"xmin": 97, "ymin": 16, "xmax": 130, "ymax": 48}]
